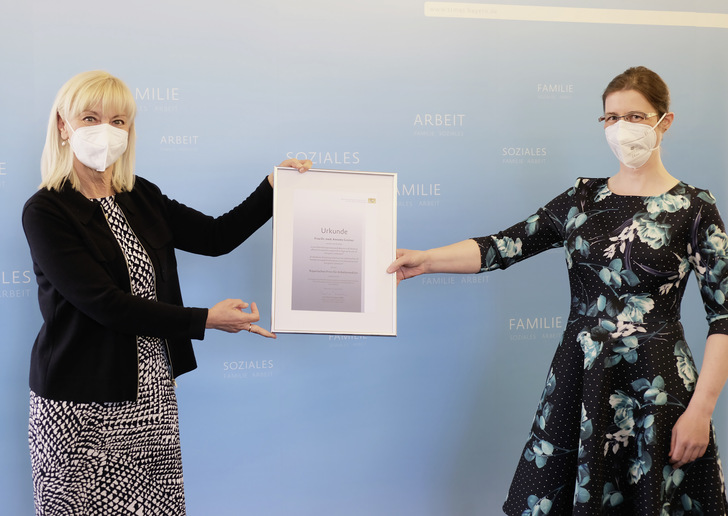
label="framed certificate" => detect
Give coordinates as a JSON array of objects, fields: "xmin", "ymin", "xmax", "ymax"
[{"xmin": 271, "ymin": 167, "xmax": 397, "ymax": 335}]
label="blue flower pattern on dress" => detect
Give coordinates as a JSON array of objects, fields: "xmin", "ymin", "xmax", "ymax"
[{"xmin": 474, "ymin": 178, "xmax": 728, "ymax": 515}]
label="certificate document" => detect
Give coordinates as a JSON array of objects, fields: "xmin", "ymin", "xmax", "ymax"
[
  {"xmin": 272, "ymin": 167, "xmax": 397, "ymax": 335},
  {"xmin": 291, "ymin": 189, "xmax": 365, "ymax": 313}
]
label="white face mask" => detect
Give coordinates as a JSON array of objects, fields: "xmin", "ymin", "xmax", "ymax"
[
  {"xmin": 605, "ymin": 113, "xmax": 666, "ymax": 169},
  {"xmin": 65, "ymin": 120, "xmax": 129, "ymax": 172}
]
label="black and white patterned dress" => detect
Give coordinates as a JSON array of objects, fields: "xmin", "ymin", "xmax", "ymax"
[{"xmin": 29, "ymin": 196, "xmax": 186, "ymax": 515}]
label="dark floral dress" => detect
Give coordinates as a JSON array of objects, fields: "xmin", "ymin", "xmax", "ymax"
[{"xmin": 474, "ymin": 178, "xmax": 728, "ymax": 515}]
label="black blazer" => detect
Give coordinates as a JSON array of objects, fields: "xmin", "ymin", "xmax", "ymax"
[{"xmin": 22, "ymin": 175, "xmax": 273, "ymax": 402}]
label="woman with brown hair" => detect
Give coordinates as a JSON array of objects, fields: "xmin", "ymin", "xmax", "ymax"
[{"xmin": 389, "ymin": 66, "xmax": 728, "ymax": 514}]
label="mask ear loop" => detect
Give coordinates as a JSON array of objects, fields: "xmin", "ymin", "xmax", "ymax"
[
  {"xmin": 62, "ymin": 118, "xmax": 77, "ymax": 142},
  {"xmin": 64, "ymin": 119, "xmax": 77, "ymax": 134},
  {"xmin": 58, "ymin": 115, "xmax": 74, "ymax": 146},
  {"xmin": 649, "ymin": 113, "xmax": 668, "ymax": 152},
  {"xmin": 651, "ymin": 112, "xmax": 667, "ymax": 129}
]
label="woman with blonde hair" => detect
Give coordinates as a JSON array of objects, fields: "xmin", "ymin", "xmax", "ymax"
[{"xmin": 23, "ymin": 70, "xmax": 310, "ymax": 514}]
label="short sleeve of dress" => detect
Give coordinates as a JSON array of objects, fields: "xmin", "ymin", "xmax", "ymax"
[
  {"xmin": 472, "ymin": 178, "xmax": 589, "ymax": 273},
  {"xmin": 688, "ymin": 189, "xmax": 728, "ymax": 336}
]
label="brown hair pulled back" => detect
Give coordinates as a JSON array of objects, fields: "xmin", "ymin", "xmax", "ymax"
[{"xmin": 602, "ymin": 66, "xmax": 670, "ymax": 116}]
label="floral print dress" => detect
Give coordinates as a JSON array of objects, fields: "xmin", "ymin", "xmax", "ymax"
[{"xmin": 474, "ymin": 178, "xmax": 728, "ymax": 515}]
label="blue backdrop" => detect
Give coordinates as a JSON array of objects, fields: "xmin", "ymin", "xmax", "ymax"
[{"xmin": 3, "ymin": 1, "xmax": 728, "ymax": 514}]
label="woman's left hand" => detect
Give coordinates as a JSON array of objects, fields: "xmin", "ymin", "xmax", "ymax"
[
  {"xmin": 669, "ymin": 408, "xmax": 711, "ymax": 468},
  {"xmin": 268, "ymin": 158, "xmax": 313, "ymax": 186}
]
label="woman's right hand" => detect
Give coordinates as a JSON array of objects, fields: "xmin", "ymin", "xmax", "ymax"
[
  {"xmin": 387, "ymin": 249, "xmax": 429, "ymax": 285},
  {"xmin": 206, "ymin": 299, "xmax": 276, "ymax": 338},
  {"xmin": 386, "ymin": 240, "xmax": 482, "ymax": 284}
]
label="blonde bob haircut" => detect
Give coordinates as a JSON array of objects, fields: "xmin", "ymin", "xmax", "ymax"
[{"xmin": 40, "ymin": 70, "xmax": 137, "ymax": 192}]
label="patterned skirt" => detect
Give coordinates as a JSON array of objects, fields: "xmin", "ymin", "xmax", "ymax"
[{"xmin": 29, "ymin": 335, "xmax": 185, "ymax": 516}]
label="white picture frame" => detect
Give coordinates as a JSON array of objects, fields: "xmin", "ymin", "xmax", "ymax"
[{"xmin": 271, "ymin": 167, "xmax": 397, "ymax": 336}]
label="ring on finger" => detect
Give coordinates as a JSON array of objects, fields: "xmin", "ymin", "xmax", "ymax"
[{"xmin": 248, "ymin": 324, "xmax": 254, "ymax": 332}]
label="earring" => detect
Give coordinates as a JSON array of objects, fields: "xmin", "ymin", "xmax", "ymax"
[{"xmin": 61, "ymin": 140, "xmax": 67, "ymax": 146}]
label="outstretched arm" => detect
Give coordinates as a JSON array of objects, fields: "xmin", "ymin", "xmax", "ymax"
[{"xmin": 386, "ymin": 239, "xmax": 481, "ymax": 284}]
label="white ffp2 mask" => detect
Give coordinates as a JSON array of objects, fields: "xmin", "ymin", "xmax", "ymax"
[
  {"xmin": 66, "ymin": 121, "xmax": 129, "ymax": 172},
  {"xmin": 605, "ymin": 113, "xmax": 666, "ymax": 169}
]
